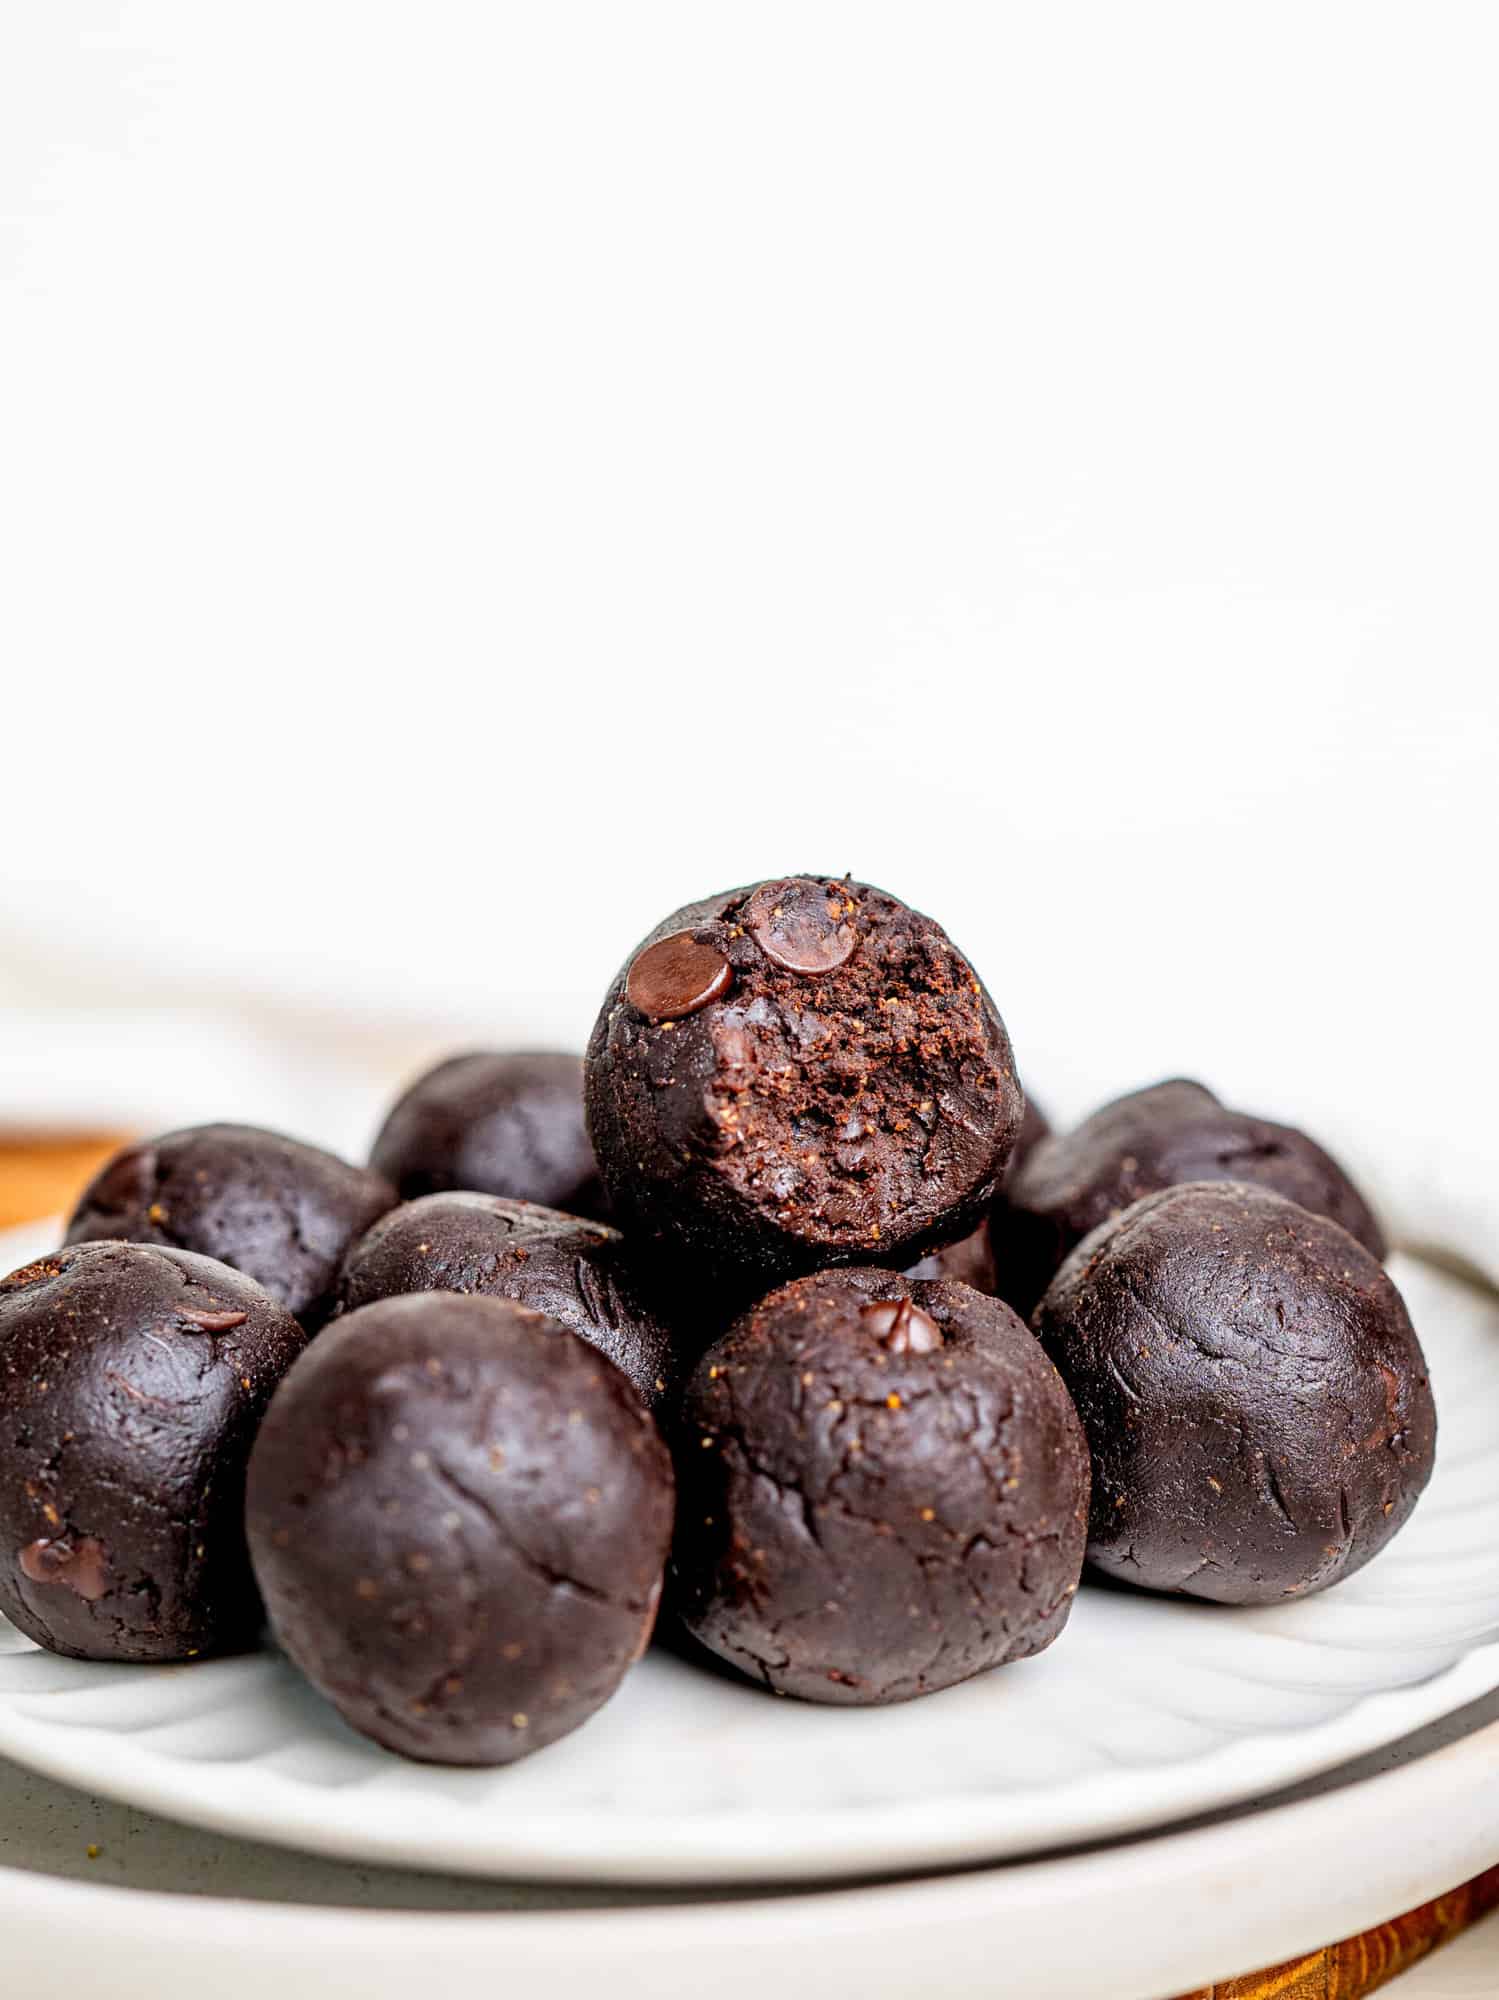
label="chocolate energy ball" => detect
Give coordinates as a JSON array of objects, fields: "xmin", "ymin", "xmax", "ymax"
[
  {"xmin": 66, "ymin": 1124, "xmax": 396, "ymax": 1331},
  {"xmin": 370, "ymin": 1050, "xmax": 607, "ymax": 1218},
  {"xmin": 0, "ymin": 1242, "xmax": 308, "ymax": 1661},
  {"xmin": 672, "ymin": 1267, "xmax": 1090, "ymax": 1704},
  {"xmin": 586, "ymin": 876, "xmax": 1023, "ymax": 1285},
  {"xmin": 336, "ymin": 1193, "xmax": 684, "ymax": 1413},
  {"xmin": 1034, "ymin": 1181, "xmax": 1435, "ymax": 1605},
  {"xmin": 246, "ymin": 1292, "xmax": 675, "ymax": 1765},
  {"xmin": 999, "ymin": 1080, "xmax": 1386, "ymax": 1317}
]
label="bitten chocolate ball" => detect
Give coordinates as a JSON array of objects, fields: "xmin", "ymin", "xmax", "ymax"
[
  {"xmin": 586, "ymin": 876, "xmax": 1023, "ymax": 1285},
  {"xmin": 1000, "ymin": 1080, "xmax": 1386, "ymax": 1317},
  {"xmin": 336, "ymin": 1193, "xmax": 684, "ymax": 1412},
  {"xmin": 671, "ymin": 1268, "xmax": 1089, "ymax": 1704},
  {"xmin": 0, "ymin": 1242, "xmax": 308, "ymax": 1661},
  {"xmin": 66, "ymin": 1124, "xmax": 396, "ymax": 1331},
  {"xmin": 370, "ymin": 1050, "xmax": 606, "ymax": 1218},
  {"xmin": 246, "ymin": 1292, "xmax": 675, "ymax": 1765},
  {"xmin": 1034, "ymin": 1181, "xmax": 1435, "ymax": 1605}
]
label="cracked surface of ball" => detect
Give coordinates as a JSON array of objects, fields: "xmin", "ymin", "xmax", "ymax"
[
  {"xmin": 586, "ymin": 876, "xmax": 1022, "ymax": 1285},
  {"xmin": 370, "ymin": 1050, "xmax": 606, "ymax": 1218},
  {"xmin": 335, "ymin": 1192, "xmax": 685, "ymax": 1413},
  {"xmin": 66, "ymin": 1123, "xmax": 396, "ymax": 1330},
  {"xmin": 1000, "ymin": 1080, "xmax": 1386, "ymax": 1317},
  {"xmin": 1034, "ymin": 1180, "xmax": 1435, "ymax": 1605},
  {"xmin": 671, "ymin": 1267, "xmax": 1089, "ymax": 1704},
  {"xmin": 246, "ymin": 1292, "xmax": 674, "ymax": 1765},
  {"xmin": 0, "ymin": 1241, "xmax": 309, "ymax": 1661}
]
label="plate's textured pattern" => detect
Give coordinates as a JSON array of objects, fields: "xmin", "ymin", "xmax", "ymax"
[{"xmin": 0, "ymin": 1256, "xmax": 1496, "ymax": 1884}]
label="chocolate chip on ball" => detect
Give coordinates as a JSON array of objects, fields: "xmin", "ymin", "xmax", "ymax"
[
  {"xmin": 998, "ymin": 1079, "xmax": 1386, "ymax": 1317},
  {"xmin": 1034, "ymin": 1180, "xmax": 1435, "ymax": 1605},
  {"xmin": 671, "ymin": 1267, "xmax": 1089, "ymax": 1704},
  {"xmin": 336, "ymin": 1192, "xmax": 687, "ymax": 1412},
  {"xmin": 0, "ymin": 1242, "xmax": 309, "ymax": 1661},
  {"xmin": 586, "ymin": 876, "xmax": 1023, "ymax": 1285},
  {"xmin": 370, "ymin": 1050, "xmax": 607, "ymax": 1218},
  {"xmin": 246, "ymin": 1292, "xmax": 675, "ymax": 1765},
  {"xmin": 66, "ymin": 1124, "xmax": 396, "ymax": 1331}
]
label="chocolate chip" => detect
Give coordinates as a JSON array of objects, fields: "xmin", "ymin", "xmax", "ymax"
[
  {"xmin": 744, "ymin": 879, "xmax": 857, "ymax": 975},
  {"xmin": 625, "ymin": 932, "xmax": 733, "ymax": 1020},
  {"xmin": 18, "ymin": 1535, "xmax": 111, "ymax": 1601},
  {"xmin": 860, "ymin": 1298, "xmax": 943, "ymax": 1354},
  {"xmin": 178, "ymin": 1306, "xmax": 251, "ymax": 1331}
]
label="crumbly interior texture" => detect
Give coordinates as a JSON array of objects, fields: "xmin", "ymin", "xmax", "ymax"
[
  {"xmin": 65, "ymin": 1123, "xmax": 396, "ymax": 1329},
  {"xmin": 370, "ymin": 1050, "xmax": 607, "ymax": 1218},
  {"xmin": 671, "ymin": 1267, "xmax": 1089, "ymax": 1704},
  {"xmin": 999, "ymin": 1079, "xmax": 1386, "ymax": 1317},
  {"xmin": 586, "ymin": 877, "xmax": 1022, "ymax": 1283},
  {"xmin": 0, "ymin": 1242, "xmax": 308, "ymax": 1661},
  {"xmin": 334, "ymin": 1192, "xmax": 685, "ymax": 1412},
  {"xmin": 1034, "ymin": 1180, "xmax": 1435, "ymax": 1605},
  {"xmin": 246, "ymin": 1293, "xmax": 675, "ymax": 1765}
]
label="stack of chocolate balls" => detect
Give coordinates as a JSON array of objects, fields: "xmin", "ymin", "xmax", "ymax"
[{"xmin": 0, "ymin": 875, "xmax": 1436, "ymax": 1767}]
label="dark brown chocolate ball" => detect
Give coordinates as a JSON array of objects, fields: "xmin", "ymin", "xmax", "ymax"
[
  {"xmin": 0, "ymin": 1241, "xmax": 309, "ymax": 1661},
  {"xmin": 246, "ymin": 1292, "xmax": 675, "ymax": 1765},
  {"xmin": 1034, "ymin": 1181, "xmax": 1435, "ymax": 1605},
  {"xmin": 586, "ymin": 876, "xmax": 1023, "ymax": 1285},
  {"xmin": 65, "ymin": 1124, "xmax": 396, "ymax": 1331},
  {"xmin": 671, "ymin": 1268, "xmax": 1089, "ymax": 1704},
  {"xmin": 998, "ymin": 1080, "xmax": 1386, "ymax": 1317},
  {"xmin": 335, "ymin": 1193, "xmax": 686, "ymax": 1412},
  {"xmin": 370, "ymin": 1050, "xmax": 607, "ymax": 1218}
]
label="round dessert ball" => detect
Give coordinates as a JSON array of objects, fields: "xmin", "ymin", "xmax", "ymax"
[
  {"xmin": 999, "ymin": 1080, "xmax": 1386, "ymax": 1317},
  {"xmin": 0, "ymin": 1241, "xmax": 309, "ymax": 1661},
  {"xmin": 336, "ymin": 1193, "xmax": 685, "ymax": 1413},
  {"xmin": 246, "ymin": 1292, "xmax": 675, "ymax": 1765},
  {"xmin": 1033, "ymin": 1181, "xmax": 1435, "ymax": 1605},
  {"xmin": 370, "ymin": 1050, "xmax": 606, "ymax": 1218},
  {"xmin": 585, "ymin": 875, "xmax": 1023, "ymax": 1285},
  {"xmin": 671, "ymin": 1268, "xmax": 1090, "ymax": 1704},
  {"xmin": 66, "ymin": 1124, "xmax": 396, "ymax": 1331}
]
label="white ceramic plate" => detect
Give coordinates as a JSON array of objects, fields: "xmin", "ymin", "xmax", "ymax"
[
  {"xmin": 1, "ymin": 1229, "xmax": 1497, "ymax": 1885},
  {"xmin": 5, "ymin": 1703, "xmax": 1499, "ymax": 2000}
]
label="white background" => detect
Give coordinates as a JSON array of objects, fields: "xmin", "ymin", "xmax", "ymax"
[{"xmin": 1, "ymin": 4, "xmax": 1495, "ymax": 1182}]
